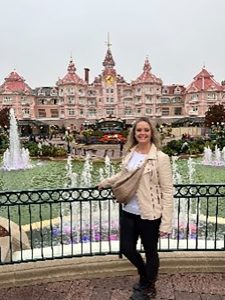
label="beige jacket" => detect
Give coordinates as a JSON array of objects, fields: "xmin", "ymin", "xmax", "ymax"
[{"xmin": 100, "ymin": 143, "xmax": 174, "ymax": 233}]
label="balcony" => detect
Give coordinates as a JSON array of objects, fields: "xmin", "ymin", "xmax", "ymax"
[{"xmin": 189, "ymin": 99, "xmax": 199, "ymax": 104}]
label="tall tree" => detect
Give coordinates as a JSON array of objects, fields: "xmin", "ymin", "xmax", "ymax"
[
  {"xmin": 204, "ymin": 104, "xmax": 225, "ymax": 127},
  {"xmin": 0, "ymin": 107, "xmax": 10, "ymax": 130}
]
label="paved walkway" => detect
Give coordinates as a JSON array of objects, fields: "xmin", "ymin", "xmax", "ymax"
[{"xmin": 0, "ymin": 273, "xmax": 225, "ymax": 300}]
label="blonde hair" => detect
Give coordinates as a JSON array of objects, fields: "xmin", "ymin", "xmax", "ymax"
[{"xmin": 124, "ymin": 117, "xmax": 161, "ymax": 153}]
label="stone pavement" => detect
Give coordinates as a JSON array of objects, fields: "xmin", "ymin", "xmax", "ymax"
[{"xmin": 0, "ymin": 273, "xmax": 225, "ymax": 300}]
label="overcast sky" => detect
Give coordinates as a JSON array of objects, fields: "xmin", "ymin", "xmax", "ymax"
[{"xmin": 1, "ymin": 0, "xmax": 225, "ymax": 88}]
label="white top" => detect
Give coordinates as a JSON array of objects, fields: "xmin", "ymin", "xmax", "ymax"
[{"xmin": 123, "ymin": 151, "xmax": 146, "ymax": 215}]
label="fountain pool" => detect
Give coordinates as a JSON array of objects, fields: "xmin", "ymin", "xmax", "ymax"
[{"xmin": 1, "ymin": 156, "xmax": 225, "ymax": 191}]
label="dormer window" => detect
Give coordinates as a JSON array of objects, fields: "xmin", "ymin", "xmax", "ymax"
[
  {"xmin": 162, "ymin": 88, "xmax": 169, "ymax": 94},
  {"xmin": 174, "ymin": 87, "xmax": 181, "ymax": 94}
]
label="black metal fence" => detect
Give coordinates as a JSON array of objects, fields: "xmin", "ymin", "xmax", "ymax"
[{"xmin": 0, "ymin": 184, "xmax": 224, "ymax": 265}]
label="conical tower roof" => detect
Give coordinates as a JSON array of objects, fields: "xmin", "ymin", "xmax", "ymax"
[
  {"xmin": 57, "ymin": 58, "xmax": 86, "ymax": 86},
  {"xmin": 132, "ymin": 58, "xmax": 162, "ymax": 84}
]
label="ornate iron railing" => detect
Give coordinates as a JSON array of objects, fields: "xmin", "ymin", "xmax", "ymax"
[{"xmin": 0, "ymin": 184, "xmax": 224, "ymax": 265}]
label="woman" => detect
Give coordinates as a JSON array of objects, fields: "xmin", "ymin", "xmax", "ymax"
[{"xmin": 98, "ymin": 117, "xmax": 173, "ymax": 300}]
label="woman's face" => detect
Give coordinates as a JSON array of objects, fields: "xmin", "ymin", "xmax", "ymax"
[{"xmin": 134, "ymin": 121, "xmax": 152, "ymax": 145}]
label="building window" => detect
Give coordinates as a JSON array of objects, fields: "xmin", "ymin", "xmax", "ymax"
[
  {"xmin": 60, "ymin": 110, "xmax": 65, "ymax": 117},
  {"xmin": 172, "ymin": 97, "xmax": 182, "ymax": 103},
  {"xmin": 145, "ymin": 95, "xmax": 152, "ymax": 103},
  {"xmin": 207, "ymin": 92, "xmax": 216, "ymax": 100},
  {"xmin": 136, "ymin": 108, "xmax": 142, "ymax": 115},
  {"xmin": 191, "ymin": 94, "xmax": 198, "ymax": 100},
  {"xmin": 78, "ymin": 89, "xmax": 84, "ymax": 96},
  {"xmin": 174, "ymin": 107, "xmax": 182, "ymax": 115},
  {"xmin": 3, "ymin": 96, "xmax": 12, "ymax": 104},
  {"xmin": 51, "ymin": 98, "xmax": 58, "ymax": 105},
  {"xmin": 50, "ymin": 109, "xmax": 59, "ymax": 118},
  {"xmin": 67, "ymin": 97, "xmax": 75, "ymax": 104},
  {"xmin": 124, "ymin": 90, "xmax": 132, "ymax": 97},
  {"xmin": 88, "ymin": 108, "xmax": 96, "ymax": 116},
  {"xmin": 106, "ymin": 97, "xmax": 114, "ymax": 103},
  {"xmin": 106, "ymin": 108, "xmax": 114, "ymax": 115},
  {"xmin": 146, "ymin": 108, "xmax": 152, "ymax": 114},
  {"xmin": 161, "ymin": 98, "xmax": 170, "ymax": 104},
  {"xmin": 80, "ymin": 109, "xmax": 84, "ymax": 115},
  {"xmin": 174, "ymin": 87, "xmax": 181, "ymax": 94},
  {"xmin": 21, "ymin": 97, "xmax": 30, "ymax": 105},
  {"xmin": 22, "ymin": 108, "xmax": 30, "ymax": 116},
  {"xmin": 68, "ymin": 109, "xmax": 75, "ymax": 116},
  {"xmin": 88, "ymin": 99, "xmax": 97, "ymax": 105},
  {"xmin": 51, "ymin": 89, "xmax": 58, "ymax": 96},
  {"xmin": 161, "ymin": 108, "xmax": 170, "ymax": 116},
  {"xmin": 38, "ymin": 109, "xmax": 46, "ymax": 118},
  {"xmin": 124, "ymin": 107, "xmax": 132, "ymax": 115},
  {"xmin": 162, "ymin": 88, "xmax": 168, "ymax": 94},
  {"xmin": 67, "ymin": 87, "xmax": 74, "ymax": 95},
  {"xmin": 38, "ymin": 99, "xmax": 46, "ymax": 105},
  {"xmin": 134, "ymin": 97, "xmax": 141, "ymax": 104},
  {"xmin": 87, "ymin": 90, "xmax": 96, "ymax": 96},
  {"xmin": 136, "ymin": 88, "xmax": 141, "ymax": 94}
]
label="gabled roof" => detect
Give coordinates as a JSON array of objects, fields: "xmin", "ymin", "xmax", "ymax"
[
  {"xmin": 132, "ymin": 58, "xmax": 162, "ymax": 85},
  {"xmin": 186, "ymin": 67, "xmax": 222, "ymax": 92},
  {"xmin": 0, "ymin": 71, "xmax": 32, "ymax": 94},
  {"xmin": 57, "ymin": 59, "xmax": 86, "ymax": 86}
]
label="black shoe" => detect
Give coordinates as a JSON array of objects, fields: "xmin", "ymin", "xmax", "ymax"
[
  {"xmin": 130, "ymin": 288, "xmax": 150, "ymax": 300},
  {"xmin": 133, "ymin": 282, "xmax": 156, "ymax": 299}
]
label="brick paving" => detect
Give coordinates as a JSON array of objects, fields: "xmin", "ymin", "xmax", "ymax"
[{"xmin": 0, "ymin": 273, "xmax": 225, "ymax": 300}]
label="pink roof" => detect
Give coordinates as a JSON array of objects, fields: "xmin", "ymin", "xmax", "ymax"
[
  {"xmin": 0, "ymin": 71, "xmax": 32, "ymax": 93},
  {"xmin": 132, "ymin": 58, "xmax": 162, "ymax": 85},
  {"xmin": 163, "ymin": 84, "xmax": 186, "ymax": 95},
  {"xmin": 186, "ymin": 67, "xmax": 222, "ymax": 92},
  {"xmin": 103, "ymin": 48, "xmax": 115, "ymax": 68},
  {"xmin": 57, "ymin": 59, "xmax": 86, "ymax": 86}
]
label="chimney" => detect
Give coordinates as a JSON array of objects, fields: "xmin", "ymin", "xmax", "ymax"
[{"xmin": 84, "ymin": 68, "xmax": 90, "ymax": 84}]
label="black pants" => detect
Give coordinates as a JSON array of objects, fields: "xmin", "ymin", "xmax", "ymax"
[{"xmin": 120, "ymin": 210, "xmax": 161, "ymax": 283}]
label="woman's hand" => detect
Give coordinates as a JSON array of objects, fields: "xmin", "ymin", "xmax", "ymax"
[
  {"xmin": 159, "ymin": 231, "xmax": 170, "ymax": 238},
  {"xmin": 96, "ymin": 183, "xmax": 104, "ymax": 190}
]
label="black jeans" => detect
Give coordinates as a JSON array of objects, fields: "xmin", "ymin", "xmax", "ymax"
[{"xmin": 120, "ymin": 210, "xmax": 161, "ymax": 283}]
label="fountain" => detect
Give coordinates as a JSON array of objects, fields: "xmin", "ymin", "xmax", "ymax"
[
  {"xmin": 2, "ymin": 108, "xmax": 31, "ymax": 171},
  {"xmin": 202, "ymin": 145, "xmax": 225, "ymax": 166},
  {"xmin": 64, "ymin": 153, "xmax": 115, "ymax": 188}
]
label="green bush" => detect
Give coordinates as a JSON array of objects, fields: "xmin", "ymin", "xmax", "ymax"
[
  {"xmin": 23, "ymin": 142, "xmax": 39, "ymax": 156},
  {"xmin": 53, "ymin": 147, "xmax": 67, "ymax": 157},
  {"xmin": 162, "ymin": 140, "xmax": 184, "ymax": 156}
]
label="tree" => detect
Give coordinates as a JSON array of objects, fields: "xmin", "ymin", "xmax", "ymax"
[
  {"xmin": 0, "ymin": 107, "xmax": 10, "ymax": 130},
  {"xmin": 204, "ymin": 104, "xmax": 225, "ymax": 127}
]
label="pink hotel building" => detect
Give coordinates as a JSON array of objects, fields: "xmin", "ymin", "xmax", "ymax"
[{"xmin": 0, "ymin": 46, "xmax": 224, "ymax": 130}]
